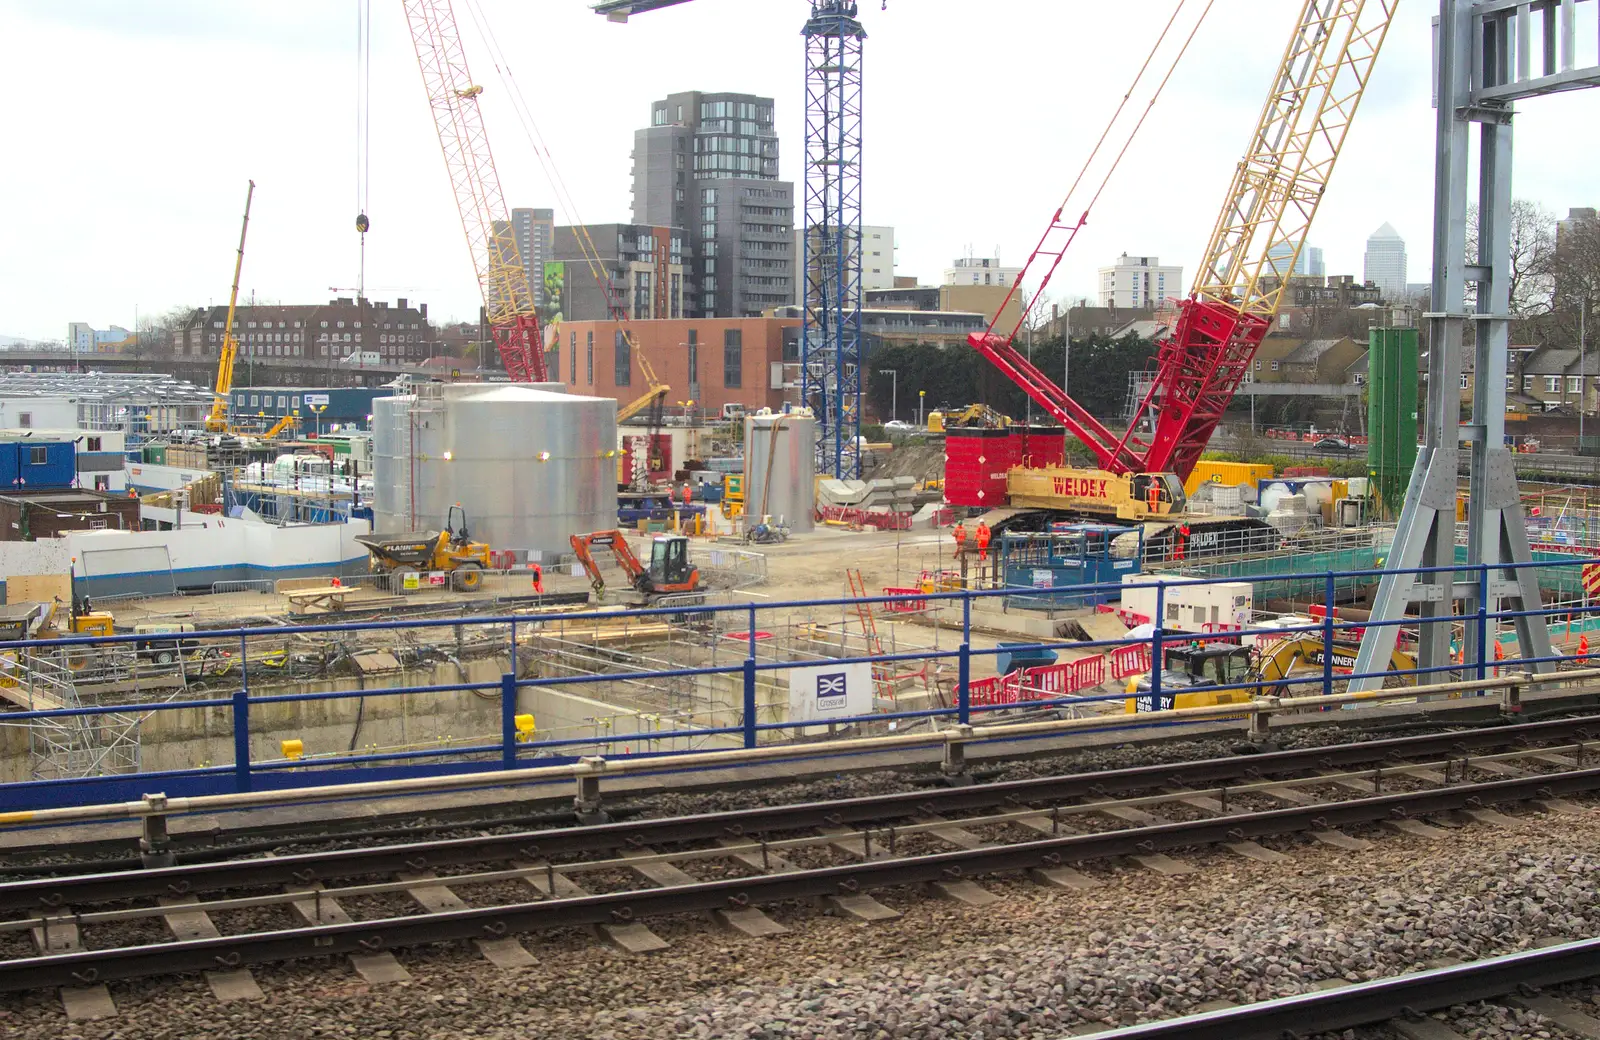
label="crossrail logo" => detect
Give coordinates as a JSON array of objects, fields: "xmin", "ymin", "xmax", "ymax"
[{"xmin": 816, "ymin": 672, "xmax": 848, "ymax": 709}]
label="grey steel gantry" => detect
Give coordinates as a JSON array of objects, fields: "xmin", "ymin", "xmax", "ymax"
[{"xmin": 1353, "ymin": 0, "xmax": 1600, "ymax": 688}]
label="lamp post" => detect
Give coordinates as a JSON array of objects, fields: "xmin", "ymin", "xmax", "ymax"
[
  {"xmin": 918, "ymin": 389, "xmax": 926, "ymax": 428},
  {"xmin": 876, "ymin": 368, "xmax": 898, "ymax": 422},
  {"xmin": 310, "ymin": 403, "xmax": 327, "ymax": 438}
]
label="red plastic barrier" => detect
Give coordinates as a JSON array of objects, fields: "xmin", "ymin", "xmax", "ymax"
[
  {"xmin": 881, "ymin": 587, "xmax": 928, "ymax": 612},
  {"xmin": 1110, "ymin": 644, "xmax": 1151, "ymax": 680},
  {"xmin": 1074, "ymin": 656, "xmax": 1105, "ymax": 688}
]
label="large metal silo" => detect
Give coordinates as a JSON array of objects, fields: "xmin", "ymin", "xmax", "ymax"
[
  {"xmin": 372, "ymin": 384, "xmax": 617, "ymax": 557},
  {"xmin": 744, "ymin": 413, "xmax": 816, "ymax": 532}
]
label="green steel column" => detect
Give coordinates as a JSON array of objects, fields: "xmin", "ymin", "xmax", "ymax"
[{"xmin": 1368, "ymin": 327, "xmax": 1419, "ymax": 520}]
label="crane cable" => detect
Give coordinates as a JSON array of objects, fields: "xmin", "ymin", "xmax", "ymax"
[
  {"xmin": 993, "ymin": 0, "xmax": 1215, "ymax": 342},
  {"xmin": 458, "ymin": 0, "xmax": 655, "ymax": 364},
  {"xmin": 354, "ymin": 0, "xmax": 373, "ymax": 300}
]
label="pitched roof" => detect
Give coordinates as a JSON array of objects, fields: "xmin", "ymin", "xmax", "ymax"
[
  {"xmin": 1282, "ymin": 338, "xmax": 1347, "ymax": 364},
  {"xmin": 1525, "ymin": 347, "xmax": 1580, "ymax": 374}
]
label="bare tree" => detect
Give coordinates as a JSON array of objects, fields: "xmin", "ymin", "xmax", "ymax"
[{"xmin": 1465, "ymin": 198, "xmax": 1557, "ymax": 316}]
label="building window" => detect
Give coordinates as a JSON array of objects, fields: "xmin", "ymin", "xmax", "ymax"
[
  {"xmin": 29, "ymin": 446, "xmax": 47, "ymax": 465},
  {"xmin": 250, "ymin": 395, "xmax": 259, "ymax": 407},
  {"xmin": 276, "ymin": 396, "xmax": 287, "ymax": 409},
  {"xmin": 292, "ymin": 396, "xmax": 300, "ymax": 408},
  {"xmin": 586, "ymin": 331, "xmax": 594, "ymax": 386},
  {"xmin": 671, "ymin": 274, "xmax": 682, "ymax": 318},
  {"xmin": 1523, "ymin": 376, "xmax": 1534, "ymax": 391},
  {"xmin": 1253, "ymin": 360, "xmax": 1262, "ymax": 371},
  {"xmin": 687, "ymin": 329, "xmax": 698, "ymax": 388},
  {"xmin": 1570, "ymin": 376, "xmax": 1582, "ymax": 394},
  {"xmin": 17, "ymin": 412, "xmax": 29, "ymax": 428},
  {"xmin": 1460, "ymin": 373, "xmax": 1470, "ymax": 389},
  {"xmin": 570, "ymin": 331, "xmax": 578, "ymax": 385},
  {"xmin": 549, "ymin": 342, "xmax": 559, "ymax": 382},
  {"xmin": 1270, "ymin": 360, "xmax": 1280, "ymax": 371},
  {"xmin": 1546, "ymin": 376, "xmax": 1562, "ymax": 393},
  {"xmin": 723, "ymin": 328, "xmax": 742, "ymax": 388},
  {"xmin": 614, "ymin": 330, "xmax": 631, "ymax": 386}
]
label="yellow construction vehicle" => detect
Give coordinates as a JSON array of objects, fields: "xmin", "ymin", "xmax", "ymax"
[
  {"xmin": 1124, "ymin": 636, "xmax": 1417, "ymax": 713},
  {"xmin": 721, "ymin": 473, "xmax": 745, "ymax": 519},
  {"xmin": 927, "ymin": 404, "xmax": 1010, "ymax": 435},
  {"xmin": 206, "ymin": 180, "xmax": 255, "ymax": 434},
  {"xmin": 1006, "ymin": 467, "xmax": 1187, "ymax": 521},
  {"xmin": 355, "ymin": 506, "xmax": 493, "ymax": 593}
]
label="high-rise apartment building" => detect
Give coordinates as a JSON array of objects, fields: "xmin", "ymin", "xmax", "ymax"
[
  {"xmin": 551, "ymin": 224, "xmax": 686, "ymax": 325},
  {"xmin": 509, "ymin": 208, "xmax": 555, "ymax": 308},
  {"xmin": 631, "ymin": 91, "xmax": 794, "ymax": 318},
  {"xmin": 1265, "ymin": 239, "xmax": 1316, "ymax": 278},
  {"xmin": 1305, "ymin": 246, "xmax": 1326, "ymax": 278},
  {"xmin": 1097, "ymin": 254, "xmax": 1182, "ymax": 309},
  {"xmin": 1362, "ymin": 223, "xmax": 1408, "ymax": 301}
]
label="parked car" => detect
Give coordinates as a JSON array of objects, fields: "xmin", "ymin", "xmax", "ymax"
[
  {"xmin": 883, "ymin": 420, "xmax": 918, "ymax": 433},
  {"xmin": 1314, "ymin": 435, "xmax": 1352, "ymax": 451}
]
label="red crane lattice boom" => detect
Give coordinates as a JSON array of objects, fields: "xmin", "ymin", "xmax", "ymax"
[{"xmin": 969, "ymin": 0, "xmax": 1396, "ymax": 481}]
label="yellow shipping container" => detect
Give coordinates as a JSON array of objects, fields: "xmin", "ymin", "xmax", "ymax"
[{"xmin": 1183, "ymin": 461, "xmax": 1275, "ymax": 497}]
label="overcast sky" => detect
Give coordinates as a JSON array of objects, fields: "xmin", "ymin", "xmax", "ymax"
[{"xmin": 2, "ymin": 0, "xmax": 1597, "ymax": 341}]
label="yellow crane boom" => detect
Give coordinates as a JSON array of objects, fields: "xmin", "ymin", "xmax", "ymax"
[{"xmin": 206, "ymin": 180, "xmax": 255, "ymax": 433}]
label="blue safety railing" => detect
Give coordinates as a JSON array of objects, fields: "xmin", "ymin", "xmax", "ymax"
[{"xmin": 0, "ymin": 554, "xmax": 1595, "ymax": 811}]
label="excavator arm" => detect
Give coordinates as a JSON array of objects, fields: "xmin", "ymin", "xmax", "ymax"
[{"xmin": 568, "ymin": 530, "xmax": 647, "ymax": 595}]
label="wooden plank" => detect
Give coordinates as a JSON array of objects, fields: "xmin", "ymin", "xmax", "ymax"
[
  {"xmin": 514, "ymin": 859, "xmax": 670, "ymax": 954},
  {"xmin": 284, "ymin": 884, "xmax": 411, "ymax": 985},
  {"xmin": 398, "ymin": 872, "xmax": 537, "ymax": 968}
]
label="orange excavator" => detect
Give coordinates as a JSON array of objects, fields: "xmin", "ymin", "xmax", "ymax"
[{"xmin": 569, "ymin": 530, "xmax": 701, "ymax": 604}]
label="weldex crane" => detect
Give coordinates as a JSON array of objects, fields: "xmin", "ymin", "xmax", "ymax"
[
  {"xmin": 970, "ymin": 0, "xmax": 1398, "ymax": 486},
  {"xmin": 593, "ymin": 0, "xmax": 872, "ymax": 478},
  {"xmin": 403, "ymin": 0, "xmax": 544, "ymax": 382}
]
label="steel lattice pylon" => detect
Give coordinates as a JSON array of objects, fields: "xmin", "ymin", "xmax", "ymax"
[{"xmin": 801, "ymin": 3, "xmax": 866, "ymax": 479}]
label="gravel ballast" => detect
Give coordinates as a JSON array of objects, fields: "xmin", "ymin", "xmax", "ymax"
[{"xmin": 2, "ymin": 800, "xmax": 1597, "ymax": 1039}]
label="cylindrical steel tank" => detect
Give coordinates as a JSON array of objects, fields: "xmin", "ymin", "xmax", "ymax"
[
  {"xmin": 372, "ymin": 384, "xmax": 617, "ymax": 557},
  {"xmin": 744, "ymin": 413, "xmax": 816, "ymax": 532}
]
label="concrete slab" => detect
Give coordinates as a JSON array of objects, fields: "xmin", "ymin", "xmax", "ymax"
[
  {"xmin": 285, "ymin": 884, "xmax": 411, "ymax": 984},
  {"xmin": 1507, "ymin": 995, "xmax": 1600, "ymax": 1038},
  {"xmin": 619, "ymin": 849, "xmax": 787, "ymax": 937},
  {"xmin": 1311, "ymin": 829, "xmax": 1372, "ymax": 851},
  {"xmin": 1028, "ymin": 866, "xmax": 1102, "ymax": 891},
  {"xmin": 349, "ymin": 953, "xmax": 412, "ymax": 985},
  {"xmin": 827, "ymin": 893, "xmax": 902, "ymax": 923},
  {"xmin": 400, "ymin": 871, "xmax": 538, "ymax": 967},
  {"xmin": 1128, "ymin": 853, "xmax": 1194, "ymax": 875},
  {"xmin": 1100, "ymin": 805, "xmax": 1161, "ymax": 826},
  {"xmin": 1225, "ymin": 840, "xmax": 1290, "ymax": 863},
  {"xmin": 206, "ymin": 969, "xmax": 266, "ymax": 1002},
  {"xmin": 931, "ymin": 879, "xmax": 1001, "ymax": 906},
  {"xmin": 1383, "ymin": 819, "xmax": 1452, "ymax": 840},
  {"xmin": 518, "ymin": 859, "xmax": 671, "ymax": 954},
  {"xmin": 1390, "ymin": 1018, "xmax": 1467, "ymax": 1040},
  {"xmin": 61, "ymin": 985, "xmax": 117, "ymax": 1022},
  {"xmin": 1457, "ymin": 807, "xmax": 1520, "ymax": 829}
]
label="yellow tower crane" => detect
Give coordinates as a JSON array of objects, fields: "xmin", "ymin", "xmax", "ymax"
[{"xmin": 205, "ymin": 180, "xmax": 255, "ymax": 434}]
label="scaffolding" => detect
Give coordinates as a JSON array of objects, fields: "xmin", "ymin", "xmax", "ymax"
[{"xmin": 0, "ymin": 372, "xmax": 214, "ymax": 450}]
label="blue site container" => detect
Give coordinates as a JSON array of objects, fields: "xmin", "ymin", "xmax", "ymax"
[{"xmin": 0, "ymin": 439, "xmax": 76, "ymax": 490}]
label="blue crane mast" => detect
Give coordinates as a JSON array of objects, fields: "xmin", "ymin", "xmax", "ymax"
[{"xmin": 593, "ymin": 0, "xmax": 870, "ymax": 478}]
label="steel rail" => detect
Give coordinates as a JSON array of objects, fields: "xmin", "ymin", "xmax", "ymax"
[
  {"xmin": 1089, "ymin": 937, "xmax": 1600, "ymax": 1039},
  {"xmin": 2, "ymin": 740, "xmax": 1587, "ymax": 935},
  {"xmin": 3, "ymin": 713, "xmax": 1596, "ymax": 913},
  {"xmin": 3, "ymin": 766, "xmax": 1600, "ymax": 992},
  {"xmin": 2, "ymin": 740, "xmax": 1577, "ymax": 935}
]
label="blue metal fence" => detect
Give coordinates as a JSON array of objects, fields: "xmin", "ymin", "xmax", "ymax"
[{"xmin": 0, "ymin": 555, "xmax": 1593, "ymax": 810}]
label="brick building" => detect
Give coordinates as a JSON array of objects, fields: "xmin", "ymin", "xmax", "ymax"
[
  {"xmin": 173, "ymin": 297, "xmax": 443, "ymax": 368},
  {"xmin": 552, "ymin": 317, "xmax": 799, "ymax": 414}
]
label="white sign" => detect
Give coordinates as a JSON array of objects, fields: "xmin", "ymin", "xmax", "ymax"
[
  {"xmin": 787, "ymin": 661, "xmax": 872, "ymax": 724},
  {"xmin": 304, "ymin": 393, "xmax": 330, "ymax": 406},
  {"xmin": 1031, "ymin": 568, "xmax": 1055, "ymax": 588}
]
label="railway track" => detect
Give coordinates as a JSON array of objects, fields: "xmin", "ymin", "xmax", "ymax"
[
  {"xmin": 1093, "ymin": 937, "xmax": 1600, "ymax": 1038},
  {"xmin": 4, "ymin": 714, "xmax": 1600, "ymax": 1017}
]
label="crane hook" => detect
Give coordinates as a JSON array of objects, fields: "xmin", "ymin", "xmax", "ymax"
[{"xmin": 355, "ymin": 212, "xmax": 370, "ymax": 234}]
